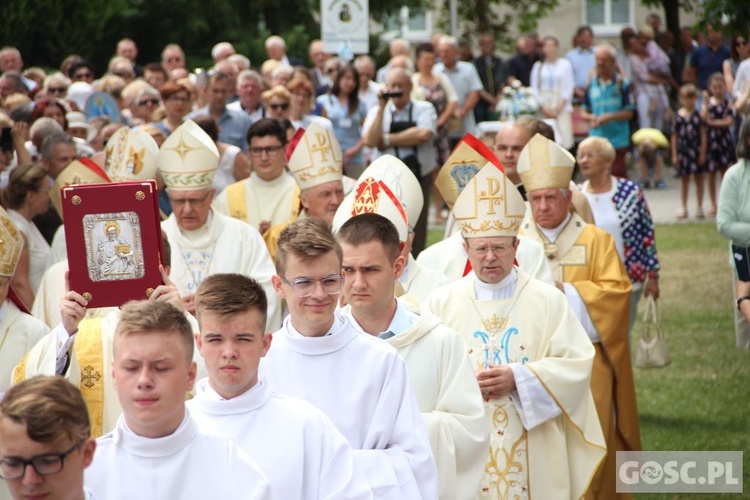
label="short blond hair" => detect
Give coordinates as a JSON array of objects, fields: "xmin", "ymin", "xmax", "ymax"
[
  {"xmin": 276, "ymin": 218, "xmax": 343, "ymax": 277},
  {"xmin": 579, "ymin": 136, "xmax": 616, "ymax": 164},
  {"xmin": 115, "ymin": 301, "xmax": 193, "ymax": 363},
  {"xmin": 261, "ymin": 84, "xmax": 292, "ymax": 104},
  {"xmin": 0, "ymin": 376, "xmax": 90, "ymax": 444}
]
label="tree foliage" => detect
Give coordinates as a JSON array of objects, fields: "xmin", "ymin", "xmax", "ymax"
[
  {"xmin": 0, "ymin": 0, "xmax": 423, "ymax": 73},
  {"xmin": 438, "ymin": 0, "xmax": 559, "ymax": 52}
]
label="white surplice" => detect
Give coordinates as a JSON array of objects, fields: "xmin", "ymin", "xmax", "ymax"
[
  {"xmin": 188, "ymin": 378, "xmax": 373, "ymax": 499},
  {"xmin": 14, "ymin": 309, "xmax": 207, "ymax": 437},
  {"xmin": 345, "ymin": 296, "xmax": 489, "ymax": 500},
  {"xmin": 49, "ymin": 224, "xmax": 67, "ymax": 266},
  {"xmin": 213, "ymin": 172, "xmax": 299, "ymax": 229},
  {"xmin": 398, "ymin": 254, "xmax": 449, "ymax": 303},
  {"xmin": 0, "ymin": 300, "xmax": 49, "ymax": 391},
  {"xmin": 423, "ymin": 269, "xmax": 606, "ymax": 499},
  {"xmin": 85, "ymin": 412, "xmax": 272, "ymax": 500},
  {"xmin": 416, "ymin": 231, "xmax": 554, "ymax": 285},
  {"xmin": 162, "ymin": 210, "xmax": 281, "ymax": 331},
  {"xmin": 260, "ymin": 312, "xmax": 438, "ymax": 499}
]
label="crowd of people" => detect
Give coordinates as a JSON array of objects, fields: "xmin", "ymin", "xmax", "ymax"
[{"xmin": 0, "ymin": 16, "xmax": 746, "ymax": 500}]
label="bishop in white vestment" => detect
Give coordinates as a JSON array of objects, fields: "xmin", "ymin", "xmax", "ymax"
[{"xmin": 423, "ymin": 164, "xmax": 606, "ymax": 498}]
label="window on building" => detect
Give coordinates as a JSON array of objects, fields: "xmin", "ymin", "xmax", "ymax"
[
  {"xmin": 381, "ymin": 7, "xmax": 431, "ymax": 42},
  {"xmin": 584, "ymin": 0, "xmax": 633, "ymax": 36}
]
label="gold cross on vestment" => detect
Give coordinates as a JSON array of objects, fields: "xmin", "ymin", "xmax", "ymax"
[{"xmin": 81, "ymin": 365, "xmax": 101, "ymax": 389}]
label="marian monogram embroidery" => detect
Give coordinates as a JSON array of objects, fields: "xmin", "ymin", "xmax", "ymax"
[{"xmin": 471, "ymin": 315, "xmax": 528, "ymax": 369}]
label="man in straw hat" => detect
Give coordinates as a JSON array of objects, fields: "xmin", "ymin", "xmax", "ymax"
[
  {"xmin": 158, "ymin": 120, "xmax": 280, "ymax": 329},
  {"xmin": 517, "ymin": 133, "xmax": 640, "ymax": 499},
  {"xmin": 0, "ymin": 207, "xmax": 49, "ymax": 393},
  {"xmin": 336, "ymin": 207, "xmax": 488, "ymax": 499},
  {"xmin": 263, "ymin": 122, "xmax": 346, "ymax": 259},
  {"xmin": 423, "ymin": 163, "xmax": 606, "ymax": 498}
]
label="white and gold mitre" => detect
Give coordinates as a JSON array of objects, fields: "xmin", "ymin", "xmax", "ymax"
[
  {"xmin": 332, "ymin": 177, "xmax": 409, "ymax": 242},
  {"xmin": 356, "ymin": 154, "xmax": 422, "ymax": 230},
  {"xmin": 435, "ymin": 133, "xmax": 502, "ymax": 209},
  {"xmin": 105, "ymin": 127, "xmax": 159, "ymax": 182},
  {"xmin": 452, "ymin": 163, "xmax": 526, "ymax": 238},
  {"xmin": 157, "ymin": 120, "xmax": 219, "ymax": 190},
  {"xmin": 0, "ymin": 206, "xmax": 24, "ymax": 278},
  {"xmin": 287, "ymin": 122, "xmax": 343, "ymax": 190},
  {"xmin": 517, "ymin": 133, "xmax": 575, "ymax": 192}
]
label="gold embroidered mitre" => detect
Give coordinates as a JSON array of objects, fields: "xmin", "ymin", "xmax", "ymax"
[
  {"xmin": 517, "ymin": 133, "xmax": 575, "ymax": 192},
  {"xmin": 332, "ymin": 177, "xmax": 409, "ymax": 242},
  {"xmin": 0, "ymin": 206, "xmax": 24, "ymax": 277},
  {"xmin": 105, "ymin": 127, "xmax": 159, "ymax": 182},
  {"xmin": 452, "ymin": 163, "xmax": 525, "ymax": 238},
  {"xmin": 287, "ymin": 122, "xmax": 343, "ymax": 190},
  {"xmin": 435, "ymin": 133, "xmax": 503, "ymax": 209},
  {"xmin": 51, "ymin": 159, "xmax": 111, "ymax": 219},
  {"xmin": 157, "ymin": 120, "xmax": 219, "ymax": 191},
  {"xmin": 356, "ymin": 154, "xmax": 423, "ymax": 229}
]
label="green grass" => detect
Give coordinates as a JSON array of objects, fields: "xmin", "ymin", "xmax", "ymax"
[{"xmin": 425, "ymin": 223, "xmax": 750, "ymax": 498}]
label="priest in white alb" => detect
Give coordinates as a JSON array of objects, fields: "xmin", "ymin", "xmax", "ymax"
[
  {"xmin": 84, "ymin": 300, "xmax": 271, "ymax": 500},
  {"xmin": 517, "ymin": 134, "xmax": 640, "ymax": 500},
  {"xmin": 416, "ymin": 135, "xmax": 554, "ymax": 286},
  {"xmin": 0, "ymin": 207, "xmax": 49, "ymax": 392},
  {"xmin": 187, "ymin": 274, "xmax": 373, "ymax": 499},
  {"xmin": 335, "ymin": 207, "xmax": 488, "ymax": 500},
  {"xmin": 158, "ymin": 120, "xmax": 280, "ymax": 329},
  {"xmin": 260, "ymin": 217, "xmax": 438, "ymax": 499},
  {"xmin": 263, "ymin": 122, "xmax": 346, "ymax": 259},
  {"xmin": 423, "ymin": 163, "xmax": 606, "ymax": 499},
  {"xmin": 214, "ymin": 118, "xmax": 300, "ymax": 235}
]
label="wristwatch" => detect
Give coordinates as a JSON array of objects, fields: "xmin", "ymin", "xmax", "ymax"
[{"xmin": 737, "ymin": 295, "xmax": 750, "ymax": 311}]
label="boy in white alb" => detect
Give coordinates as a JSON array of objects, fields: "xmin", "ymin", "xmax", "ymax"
[
  {"xmin": 187, "ymin": 274, "xmax": 372, "ymax": 499},
  {"xmin": 261, "ymin": 218, "xmax": 438, "ymax": 499},
  {"xmin": 84, "ymin": 300, "xmax": 271, "ymax": 500}
]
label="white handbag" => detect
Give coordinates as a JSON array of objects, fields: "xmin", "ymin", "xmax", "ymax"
[{"xmin": 635, "ymin": 296, "xmax": 671, "ymax": 368}]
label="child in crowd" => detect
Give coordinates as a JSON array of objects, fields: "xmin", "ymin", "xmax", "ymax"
[
  {"xmin": 701, "ymin": 72, "xmax": 736, "ymax": 216},
  {"xmin": 632, "ymin": 127, "xmax": 669, "ymax": 189},
  {"xmin": 671, "ymin": 84, "xmax": 707, "ymax": 219}
]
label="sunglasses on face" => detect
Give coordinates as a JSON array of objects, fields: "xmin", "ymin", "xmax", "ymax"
[
  {"xmin": 74, "ymin": 72, "xmax": 93, "ymax": 80},
  {"xmin": 138, "ymin": 98, "xmax": 160, "ymax": 106},
  {"xmin": 269, "ymin": 103, "xmax": 289, "ymax": 111},
  {"xmin": 47, "ymin": 87, "xmax": 67, "ymax": 94}
]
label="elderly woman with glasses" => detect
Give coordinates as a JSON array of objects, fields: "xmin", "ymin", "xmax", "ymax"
[
  {"xmin": 42, "ymin": 73, "xmax": 71, "ymax": 101},
  {"xmin": 153, "ymin": 81, "xmax": 192, "ymax": 136},
  {"xmin": 261, "ymin": 85, "xmax": 292, "ymax": 120},
  {"xmin": 286, "ymin": 77, "xmax": 333, "ymax": 132},
  {"xmin": 577, "ymin": 136, "xmax": 661, "ymax": 337}
]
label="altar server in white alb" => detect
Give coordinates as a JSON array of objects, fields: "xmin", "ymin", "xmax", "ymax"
[
  {"xmin": 187, "ymin": 274, "xmax": 373, "ymax": 499},
  {"xmin": 84, "ymin": 300, "xmax": 272, "ymax": 500},
  {"xmin": 158, "ymin": 120, "xmax": 280, "ymax": 330},
  {"xmin": 0, "ymin": 207, "xmax": 48, "ymax": 392},
  {"xmin": 423, "ymin": 164, "xmax": 606, "ymax": 499},
  {"xmin": 0, "ymin": 377, "xmax": 98, "ymax": 500},
  {"xmin": 336, "ymin": 211, "xmax": 488, "ymax": 500},
  {"xmin": 416, "ymin": 137, "xmax": 554, "ymax": 285},
  {"xmin": 260, "ymin": 218, "xmax": 438, "ymax": 499}
]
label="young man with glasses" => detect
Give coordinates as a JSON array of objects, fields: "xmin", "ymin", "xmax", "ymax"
[
  {"xmin": 214, "ymin": 118, "xmax": 300, "ymax": 236},
  {"xmin": 261, "ymin": 217, "xmax": 438, "ymax": 499},
  {"xmin": 159, "ymin": 120, "xmax": 280, "ymax": 328},
  {"xmin": 0, "ymin": 376, "xmax": 97, "ymax": 500}
]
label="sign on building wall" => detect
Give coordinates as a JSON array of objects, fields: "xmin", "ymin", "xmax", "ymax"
[{"xmin": 321, "ymin": 0, "xmax": 369, "ymax": 56}]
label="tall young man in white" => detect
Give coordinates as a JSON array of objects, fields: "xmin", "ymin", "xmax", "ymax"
[
  {"xmin": 337, "ymin": 213, "xmax": 488, "ymax": 499},
  {"xmin": 261, "ymin": 217, "xmax": 438, "ymax": 498},
  {"xmin": 187, "ymin": 274, "xmax": 372, "ymax": 499}
]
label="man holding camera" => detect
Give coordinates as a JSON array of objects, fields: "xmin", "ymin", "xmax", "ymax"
[{"xmin": 362, "ymin": 67, "xmax": 437, "ymax": 256}]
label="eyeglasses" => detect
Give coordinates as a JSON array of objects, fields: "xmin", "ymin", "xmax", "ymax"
[
  {"xmin": 293, "ymin": 92, "xmax": 311, "ymax": 99},
  {"xmin": 468, "ymin": 244, "xmax": 514, "ymax": 257},
  {"xmin": 168, "ymin": 96, "xmax": 190, "ymax": 103},
  {"xmin": 168, "ymin": 191, "xmax": 212, "ymax": 207},
  {"xmin": 73, "ymin": 72, "xmax": 93, "ymax": 80},
  {"xmin": 281, "ymin": 274, "xmax": 345, "ymax": 298},
  {"xmin": 268, "ymin": 103, "xmax": 289, "ymax": 111},
  {"xmin": 47, "ymin": 87, "xmax": 67, "ymax": 94},
  {"xmin": 0, "ymin": 442, "xmax": 81, "ymax": 480},
  {"xmin": 138, "ymin": 98, "xmax": 160, "ymax": 106},
  {"xmin": 248, "ymin": 145, "xmax": 284, "ymax": 157}
]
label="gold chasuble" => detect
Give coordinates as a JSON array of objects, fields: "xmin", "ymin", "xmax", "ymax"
[{"xmin": 424, "ymin": 271, "xmax": 606, "ymax": 498}]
